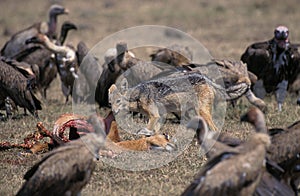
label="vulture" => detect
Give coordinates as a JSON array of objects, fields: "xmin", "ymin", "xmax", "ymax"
[
  {"xmin": 0, "ymin": 58, "xmax": 39, "ymax": 118},
  {"xmin": 150, "ymin": 44, "xmax": 193, "ymax": 67},
  {"xmin": 182, "ymin": 116, "xmax": 271, "ymax": 196},
  {"xmin": 289, "ymin": 65, "xmax": 300, "ymax": 105},
  {"xmin": 72, "ymin": 41, "xmax": 102, "ymax": 103},
  {"xmin": 241, "ymin": 25, "xmax": 300, "ymax": 111},
  {"xmin": 95, "ymin": 42, "xmax": 137, "ymax": 108},
  {"xmin": 25, "ymin": 33, "xmax": 78, "ymax": 102},
  {"xmin": 1, "ymin": 4, "xmax": 69, "ymax": 59},
  {"xmin": 26, "ymin": 21, "xmax": 77, "ymax": 99},
  {"xmin": 241, "ymin": 107, "xmax": 300, "ymax": 195},
  {"xmin": 0, "ymin": 58, "xmax": 41, "ymax": 118},
  {"xmin": 16, "ymin": 115, "xmax": 106, "ymax": 196}
]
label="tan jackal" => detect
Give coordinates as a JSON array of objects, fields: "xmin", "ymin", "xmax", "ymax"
[{"xmin": 109, "ymin": 70, "xmax": 250, "ymax": 133}]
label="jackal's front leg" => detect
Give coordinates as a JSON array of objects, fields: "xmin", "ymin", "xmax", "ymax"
[{"xmin": 142, "ymin": 101, "xmax": 161, "ymax": 134}]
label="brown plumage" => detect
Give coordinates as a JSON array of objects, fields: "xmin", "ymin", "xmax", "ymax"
[
  {"xmin": 186, "ymin": 111, "xmax": 295, "ymax": 196},
  {"xmin": 241, "ymin": 107, "xmax": 300, "ymax": 195},
  {"xmin": 16, "ymin": 115, "xmax": 105, "ymax": 196},
  {"xmin": 150, "ymin": 44, "xmax": 193, "ymax": 67},
  {"xmin": 25, "ymin": 33, "xmax": 78, "ymax": 102},
  {"xmin": 186, "ymin": 117, "xmax": 239, "ymax": 159},
  {"xmin": 1, "ymin": 4, "xmax": 68, "ymax": 59},
  {"xmin": 95, "ymin": 42, "xmax": 136, "ymax": 107},
  {"xmin": 0, "ymin": 58, "xmax": 41, "ymax": 117},
  {"xmin": 22, "ymin": 21, "xmax": 77, "ymax": 99},
  {"xmin": 289, "ymin": 70, "xmax": 300, "ymax": 105},
  {"xmin": 182, "ymin": 116, "xmax": 271, "ymax": 196},
  {"xmin": 241, "ymin": 26, "xmax": 300, "ymax": 111}
]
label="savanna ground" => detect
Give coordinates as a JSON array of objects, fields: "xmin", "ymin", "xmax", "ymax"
[{"xmin": 0, "ymin": 0, "xmax": 300, "ymax": 195}]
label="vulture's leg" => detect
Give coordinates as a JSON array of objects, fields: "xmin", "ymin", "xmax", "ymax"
[
  {"xmin": 253, "ymin": 79, "xmax": 266, "ymax": 99},
  {"xmin": 275, "ymin": 80, "xmax": 288, "ymax": 112},
  {"xmin": 43, "ymin": 87, "xmax": 47, "ymax": 99},
  {"xmin": 5, "ymin": 97, "xmax": 13, "ymax": 119}
]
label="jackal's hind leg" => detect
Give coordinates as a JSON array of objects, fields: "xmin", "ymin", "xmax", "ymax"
[{"xmin": 196, "ymin": 84, "xmax": 218, "ymax": 131}]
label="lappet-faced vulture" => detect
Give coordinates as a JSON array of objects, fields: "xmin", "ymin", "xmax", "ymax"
[{"xmin": 241, "ymin": 26, "xmax": 300, "ymax": 111}]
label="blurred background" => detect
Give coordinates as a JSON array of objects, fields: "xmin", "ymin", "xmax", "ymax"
[{"xmin": 1, "ymin": 0, "xmax": 299, "ymax": 60}]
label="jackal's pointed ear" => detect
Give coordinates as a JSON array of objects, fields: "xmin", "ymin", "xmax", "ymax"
[
  {"xmin": 108, "ymin": 84, "xmax": 118, "ymax": 94},
  {"xmin": 119, "ymin": 78, "xmax": 129, "ymax": 94}
]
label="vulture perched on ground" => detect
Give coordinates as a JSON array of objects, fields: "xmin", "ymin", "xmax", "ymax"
[
  {"xmin": 1, "ymin": 4, "xmax": 69, "ymax": 60},
  {"xmin": 95, "ymin": 42, "xmax": 138, "ymax": 108},
  {"xmin": 16, "ymin": 115, "xmax": 106, "ymax": 196},
  {"xmin": 25, "ymin": 33, "xmax": 78, "ymax": 102},
  {"xmin": 0, "ymin": 58, "xmax": 39, "ymax": 118},
  {"xmin": 241, "ymin": 25, "xmax": 300, "ymax": 111},
  {"xmin": 183, "ymin": 114, "xmax": 295, "ymax": 196},
  {"xmin": 24, "ymin": 21, "xmax": 77, "ymax": 99},
  {"xmin": 241, "ymin": 107, "xmax": 300, "ymax": 195},
  {"xmin": 0, "ymin": 58, "xmax": 41, "ymax": 117},
  {"xmin": 72, "ymin": 41, "xmax": 102, "ymax": 103},
  {"xmin": 182, "ymin": 116, "xmax": 271, "ymax": 196}
]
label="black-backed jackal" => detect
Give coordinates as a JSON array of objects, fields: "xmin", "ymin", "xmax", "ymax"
[{"xmin": 109, "ymin": 70, "xmax": 250, "ymax": 133}]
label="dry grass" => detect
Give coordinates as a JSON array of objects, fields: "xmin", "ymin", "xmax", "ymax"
[{"xmin": 0, "ymin": 0, "xmax": 300, "ymax": 195}]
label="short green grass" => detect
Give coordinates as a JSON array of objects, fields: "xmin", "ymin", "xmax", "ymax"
[{"xmin": 0, "ymin": 0, "xmax": 300, "ymax": 195}]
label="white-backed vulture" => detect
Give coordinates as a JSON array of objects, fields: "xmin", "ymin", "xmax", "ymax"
[
  {"xmin": 30, "ymin": 21, "xmax": 77, "ymax": 99},
  {"xmin": 16, "ymin": 115, "xmax": 106, "ymax": 196},
  {"xmin": 241, "ymin": 26, "xmax": 300, "ymax": 111},
  {"xmin": 25, "ymin": 33, "xmax": 78, "ymax": 102},
  {"xmin": 0, "ymin": 58, "xmax": 41, "ymax": 118},
  {"xmin": 1, "ymin": 4, "xmax": 69, "ymax": 60},
  {"xmin": 186, "ymin": 114, "xmax": 295, "ymax": 196},
  {"xmin": 241, "ymin": 107, "xmax": 300, "ymax": 195},
  {"xmin": 182, "ymin": 116, "xmax": 271, "ymax": 196}
]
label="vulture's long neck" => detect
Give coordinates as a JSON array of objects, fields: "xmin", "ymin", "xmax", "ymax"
[
  {"xmin": 42, "ymin": 36, "xmax": 69, "ymax": 55},
  {"xmin": 59, "ymin": 29, "xmax": 68, "ymax": 45},
  {"xmin": 48, "ymin": 14, "xmax": 58, "ymax": 39}
]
